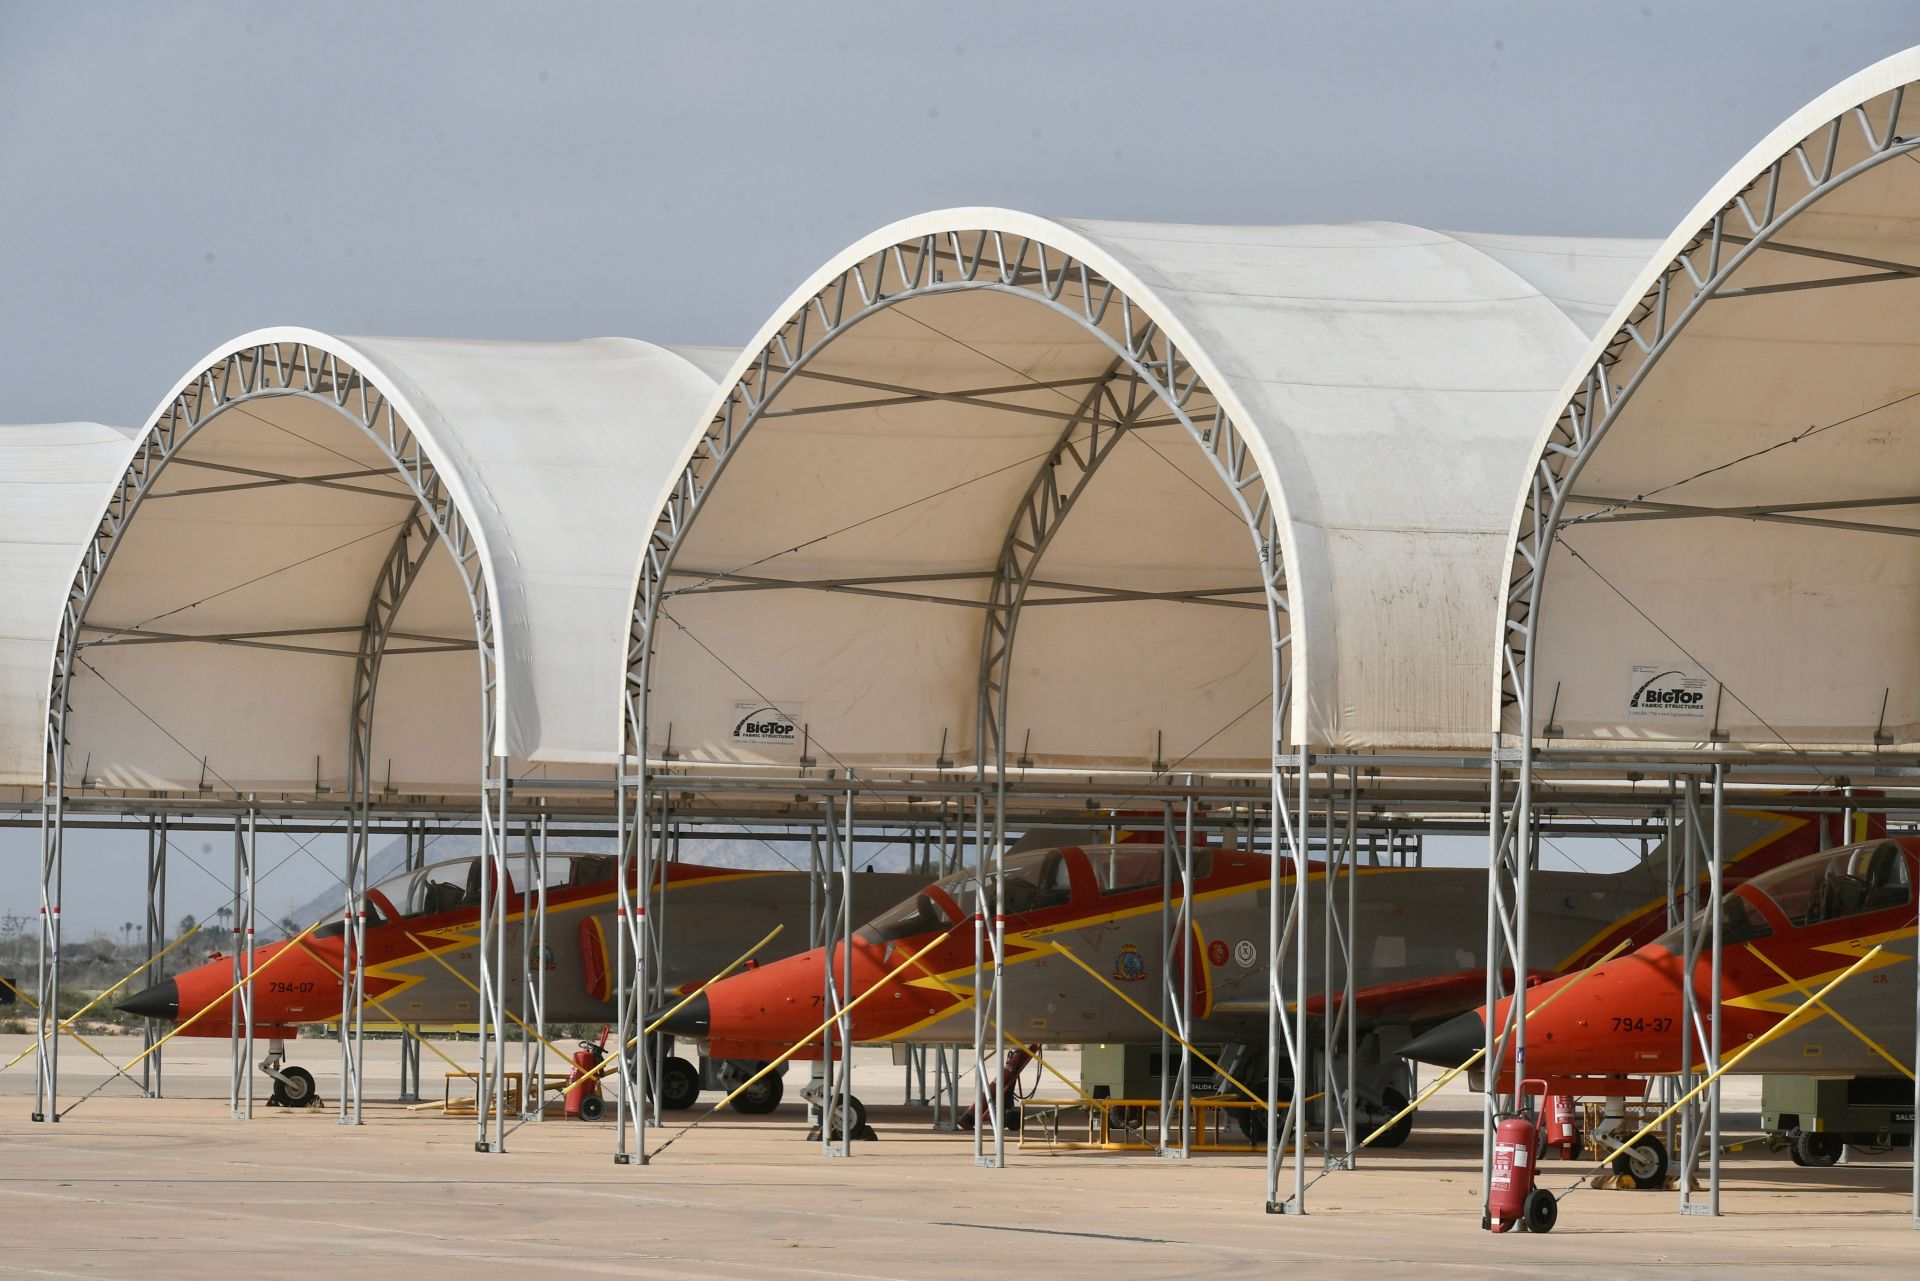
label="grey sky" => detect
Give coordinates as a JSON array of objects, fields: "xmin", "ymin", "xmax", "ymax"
[
  {"xmin": 4, "ymin": 0, "xmax": 1916, "ymax": 427},
  {"xmin": 1, "ymin": 1, "xmax": 1913, "ymax": 932}
]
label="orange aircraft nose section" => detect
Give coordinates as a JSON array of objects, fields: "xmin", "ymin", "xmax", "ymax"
[
  {"xmin": 1402, "ymin": 946, "xmax": 1697, "ymax": 1079},
  {"xmin": 653, "ymin": 940, "xmax": 954, "ymax": 1052},
  {"xmin": 115, "ymin": 939, "xmax": 332, "ymax": 1035}
]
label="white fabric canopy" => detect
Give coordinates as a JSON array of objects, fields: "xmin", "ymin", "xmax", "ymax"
[
  {"xmin": 1507, "ymin": 48, "xmax": 1920, "ymax": 750},
  {"xmin": 643, "ymin": 212, "xmax": 1656, "ymax": 769},
  {"xmin": 62, "ymin": 330, "xmax": 727, "ymax": 796},
  {"xmin": 0, "ymin": 422, "xmax": 141, "ymax": 788}
]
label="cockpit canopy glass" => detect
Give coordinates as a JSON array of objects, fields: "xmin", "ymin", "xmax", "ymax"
[{"xmin": 1748, "ymin": 841, "xmax": 1912, "ymax": 927}]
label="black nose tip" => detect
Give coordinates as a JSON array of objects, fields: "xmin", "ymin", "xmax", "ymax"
[
  {"xmin": 115, "ymin": 978, "xmax": 180, "ymax": 1021},
  {"xmin": 1400, "ymin": 1011, "xmax": 1484, "ymax": 1068},
  {"xmin": 649, "ymin": 993, "xmax": 709, "ymax": 1040}
]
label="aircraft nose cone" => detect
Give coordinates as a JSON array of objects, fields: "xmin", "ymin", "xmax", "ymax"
[
  {"xmin": 115, "ymin": 978, "xmax": 180, "ymax": 1021},
  {"xmin": 650, "ymin": 992, "xmax": 710, "ymax": 1040},
  {"xmin": 1400, "ymin": 1011, "xmax": 1484, "ymax": 1068}
]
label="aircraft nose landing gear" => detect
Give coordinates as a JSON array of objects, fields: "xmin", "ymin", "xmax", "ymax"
[{"xmin": 261, "ymin": 1041, "xmax": 322, "ymax": 1109}]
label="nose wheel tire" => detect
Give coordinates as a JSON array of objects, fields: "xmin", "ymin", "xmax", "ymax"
[
  {"xmin": 657, "ymin": 1056, "xmax": 701, "ymax": 1112},
  {"xmin": 1523, "ymin": 1187, "xmax": 1558, "ymax": 1233},
  {"xmin": 823, "ymin": 1093, "xmax": 868, "ymax": 1140},
  {"xmin": 1610, "ymin": 1133, "xmax": 1668, "ymax": 1187},
  {"xmin": 728, "ymin": 1064, "xmax": 784, "ymax": 1115},
  {"xmin": 269, "ymin": 1065, "xmax": 319, "ymax": 1109}
]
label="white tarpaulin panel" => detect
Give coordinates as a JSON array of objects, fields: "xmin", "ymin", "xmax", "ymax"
[
  {"xmin": 0, "ymin": 423, "xmax": 140, "ymax": 788},
  {"xmin": 1507, "ymin": 49, "xmax": 1920, "ymax": 750},
  {"xmin": 62, "ymin": 330, "xmax": 726, "ymax": 795},
  {"xmin": 646, "ymin": 213, "xmax": 1654, "ymax": 768}
]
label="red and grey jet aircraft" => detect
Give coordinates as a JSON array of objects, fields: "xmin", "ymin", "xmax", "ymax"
[
  {"xmin": 1403, "ymin": 837, "xmax": 1917, "ymax": 1147},
  {"xmin": 117, "ymin": 851, "xmax": 921, "ymax": 1111},
  {"xmin": 653, "ymin": 807, "xmax": 1869, "ymax": 1140}
]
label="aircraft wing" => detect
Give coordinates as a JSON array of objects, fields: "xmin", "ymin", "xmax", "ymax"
[{"xmin": 1214, "ymin": 967, "xmax": 1555, "ymax": 1029}]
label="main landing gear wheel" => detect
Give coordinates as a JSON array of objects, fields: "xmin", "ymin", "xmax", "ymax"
[
  {"xmin": 657, "ymin": 1056, "xmax": 701, "ymax": 1112},
  {"xmin": 1791, "ymin": 1132, "xmax": 1843, "ymax": 1167},
  {"xmin": 728, "ymin": 1064, "xmax": 784, "ymax": 1115},
  {"xmin": 1369, "ymin": 1087, "xmax": 1414, "ymax": 1149},
  {"xmin": 270, "ymin": 1065, "xmax": 319, "ymax": 1109},
  {"xmin": 1523, "ymin": 1187, "xmax": 1559, "ymax": 1233},
  {"xmin": 1610, "ymin": 1133, "xmax": 1668, "ymax": 1187},
  {"xmin": 823, "ymin": 1094, "xmax": 868, "ymax": 1140}
]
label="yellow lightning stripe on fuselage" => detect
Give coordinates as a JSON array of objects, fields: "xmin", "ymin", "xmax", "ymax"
[
  {"xmin": 1722, "ymin": 923, "xmax": 1917, "ymax": 1014},
  {"xmin": 876, "ymin": 867, "xmax": 1352, "ymax": 1031},
  {"xmin": 345, "ymin": 868, "xmax": 784, "ymax": 1017}
]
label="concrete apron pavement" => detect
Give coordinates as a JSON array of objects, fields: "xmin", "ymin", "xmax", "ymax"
[{"xmin": 0, "ymin": 1036, "xmax": 1913, "ymax": 1280}]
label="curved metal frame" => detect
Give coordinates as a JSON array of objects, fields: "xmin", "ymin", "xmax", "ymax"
[
  {"xmin": 622, "ymin": 227, "xmax": 1315, "ymax": 1208},
  {"xmin": 1489, "ymin": 88, "xmax": 1920, "ymax": 1218},
  {"xmin": 340, "ymin": 509, "xmax": 441, "ymax": 1123},
  {"xmin": 34, "ymin": 340, "xmax": 511, "ymax": 1149}
]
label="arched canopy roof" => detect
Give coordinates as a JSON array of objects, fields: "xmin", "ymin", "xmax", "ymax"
[
  {"xmin": 60, "ymin": 330, "xmax": 727, "ymax": 798},
  {"xmin": 1501, "ymin": 47, "xmax": 1920, "ymax": 752},
  {"xmin": 0, "ymin": 422, "xmax": 141, "ymax": 788},
  {"xmin": 637, "ymin": 210, "xmax": 1654, "ymax": 772}
]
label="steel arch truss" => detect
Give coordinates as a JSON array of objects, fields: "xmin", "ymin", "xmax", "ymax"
[
  {"xmin": 339, "ymin": 508, "xmax": 442, "ymax": 1124},
  {"xmin": 1488, "ymin": 88, "xmax": 1920, "ymax": 1214},
  {"xmin": 623, "ymin": 228, "xmax": 1313, "ymax": 1205},
  {"xmin": 35, "ymin": 340, "xmax": 511, "ymax": 1147}
]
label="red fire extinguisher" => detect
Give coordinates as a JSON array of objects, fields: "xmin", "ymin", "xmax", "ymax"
[
  {"xmin": 1485, "ymin": 1079, "xmax": 1558, "ymax": 1234},
  {"xmin": 565, "ymin": 1025, "xmax": 612, "ymax": 1121},
  {"xmin": 1542, "ymin": 1092, "xmax": 1578, "ymax": 1160}
]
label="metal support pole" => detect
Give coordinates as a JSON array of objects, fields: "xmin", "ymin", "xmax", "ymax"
[
  {"xmin": 839, "ymin": 788, "xmax": 856, "ymax": 1153},
  {"xmin": 1158, "ymin": 802, "xmax": 1174, "ymax": 1155},
  {"xmin": 987, "ymin": 777, "xmax": 1008, "ymax": 1167},
  {"xmin": 228, "ymin": 816, "xmax": 244, "ymax": 1117},
  {"xmin": 1342, "ymin": 767, "xmax": 1358, "ymax": 1167},
  {"xmin": 474, "ymin": 756, "xmax": 509, "ymax": 1151},
  {"xmin": 531, "ymin": 809, "xmax": 548, "ymax": 1121},
  {"xmin": 233, "ymin": 807, "xmax": 256, "ymax": 1119},
  {"xmin": 141, "ymin": 815, "xmax": 166, "ymax": 1098},
  {"xmin": 1707, "ymin": 764, "xmax": 1726, "ymax": 1211},
  {"xmin": 397, "ymin": 820, "xmax": 424, "ymax": 1103},
  {"xmin": 1176, "ymin": 791, "xmax": 1195, "ymax": 1157},
  {"xmin": 33, "ymin": 751, "xmax": 63, "ymax": 1123},
  {"xmin": 1266, "ymin": 758, "xmax": 1310, "ymax": 1214},
  {"xmin": 819, "ymin": 790, "xmax": 855, "ymax": 1157},
  {"xmin": 613, "ymin": 768, "xmax": 643, "ymax": 1164},
  {"xmin": 971, "ymin": 791, "xmax": 989, "ymax": 1165}
]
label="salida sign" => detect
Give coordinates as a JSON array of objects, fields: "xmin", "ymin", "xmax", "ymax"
[
  {"xmin": 731, "ymin": 701, "xmax": 800, "ymax": 746},
  {"xmin": 1625, "ymin": 662, "xmax": 1711, "ymax": 722}
]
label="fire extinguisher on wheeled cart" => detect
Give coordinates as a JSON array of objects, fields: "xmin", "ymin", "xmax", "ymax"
[
  {"xmin": 565, "ymin": 1025, "xmax": 612, "ymax": 1121},
  {"xmin": 1485, "ymin": 1078, "xmax": 1559, "ymax": 1234}
]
